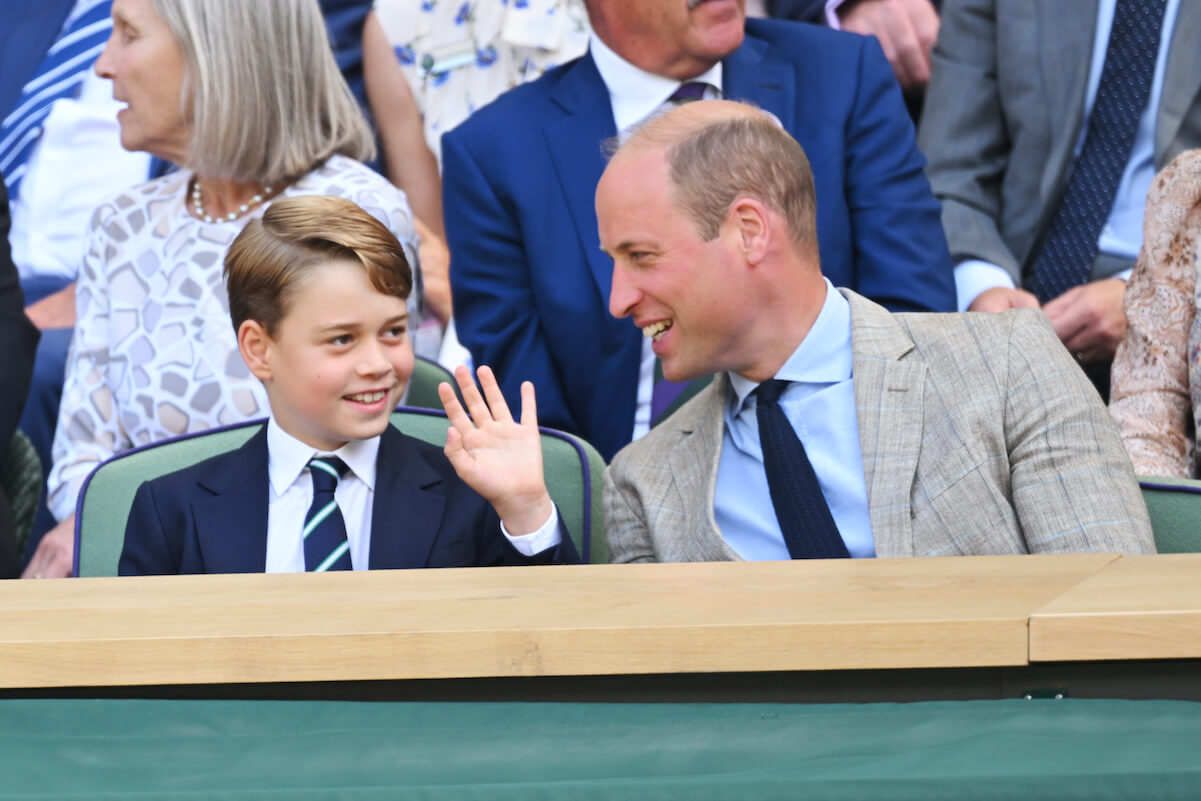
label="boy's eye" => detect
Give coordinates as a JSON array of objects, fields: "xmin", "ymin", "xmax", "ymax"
[
  {"xmin": 384, "ymin": 325, "xmax": 407, "ymax": 339},
  {"xmin": 328, "ymin": 334, "xmax": 352, "ymax": 346}
]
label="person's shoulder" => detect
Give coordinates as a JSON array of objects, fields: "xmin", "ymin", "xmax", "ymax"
[
  {"xmin": 131, "ymin": 428, "xmax": 264, "ymax": 503},
  {"xmin": 744, "ymin": 16, "xmax": 865, "ymax": 56},
  {"xmin": 609, "ymin": 380, "xmax": 724, "ymax": 474},
  {"xmin": 444, "ymin": 54, "xmax": 591, "ymax": 140},
  {"xmin": 88, "ymin": 169, "xmax": 188, "ymax": 234}
]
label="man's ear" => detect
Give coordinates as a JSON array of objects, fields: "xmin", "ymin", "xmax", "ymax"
[
  {"xmin": 237, "ymin": 320, "xmax": 274, "ymax": 382},
  {"xmin": 729, "ymin": 196, "xmax": 770, "ymax": 266}
]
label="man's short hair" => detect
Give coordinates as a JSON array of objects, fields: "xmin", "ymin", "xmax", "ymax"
[
  {"xmin": 224, "ymin": 196, "xmax": 413, "ymax": 336},
  {"xmin": 624, "ymin": 104, "xmax": 818, "ymax": 248}
]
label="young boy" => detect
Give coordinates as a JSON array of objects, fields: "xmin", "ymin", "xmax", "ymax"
[{"xmin": 119, "ymin": 196, "xmax": 577, "ymax": 574}]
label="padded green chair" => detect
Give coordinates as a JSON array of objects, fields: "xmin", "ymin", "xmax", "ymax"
[
  {"xmin": 1139, "ymin": 476, "xmax": 1201, "ymax": 553},
  {"xmin": 75, "ymin": 408, "xmax": 607, "ymax": 577}
]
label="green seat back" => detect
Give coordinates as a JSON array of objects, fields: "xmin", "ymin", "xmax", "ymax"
[
  {"xmin": 76, "ymin": 410, "xmax": 606, "ymax": 576},
  {"xmin": 405, "ymin": 356, "xmax": 455, "ymax": 410},
  {"xmin": 1139, "ymin": 476, "xmax": 1201, "ymax": 553}
]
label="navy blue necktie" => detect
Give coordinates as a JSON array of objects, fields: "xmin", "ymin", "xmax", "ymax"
[
  {"xmin": 755, "ymin": 380, "xmax": 849, "ymax": 559},
  {"xmin": 0, "ymin": 0, "xmax": 113, "ymax": 199},
  {"xmin": 1025, "ymin": 0, "xmax": 1168, "ymax": 303},
  {"xmin": 303, "ymin": 457, "xmax": 353, "ymax": 572}
]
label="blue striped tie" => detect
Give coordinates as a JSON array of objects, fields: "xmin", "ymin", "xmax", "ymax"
[
  {"xmin": 0, "ymin": 0, "xmax": 113, "ymax": 198},
  {"xmin": 303, "ymin": 457, "xmax": 354, "ymax": 572}
]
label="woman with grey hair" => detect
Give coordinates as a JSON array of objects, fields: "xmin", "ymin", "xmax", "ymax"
[{"xmin": 26, "ymin": 0, "xmax": 422, "ymax": 578}]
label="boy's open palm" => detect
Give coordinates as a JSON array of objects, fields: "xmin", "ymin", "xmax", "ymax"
[{"xmin": 438, "ymin": 366, "xmax": 553, "ymax": 535}]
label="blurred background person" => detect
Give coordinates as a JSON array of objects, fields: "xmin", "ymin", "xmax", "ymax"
[{"xmin": 26, "ymin": 0, "xmax": 421, "ymax": 578}]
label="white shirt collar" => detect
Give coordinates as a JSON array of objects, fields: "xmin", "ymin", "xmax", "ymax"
[
  {"xmin": 728, "ymin": 279, "xmax": 854, "ymax": 411},
  {"xmin": 588, "ymin": 33, "xmax": 724, "ymax": 133},
  {"xmin": 266, "ymin": 417, "xmax": 381, "ymax": 497}
]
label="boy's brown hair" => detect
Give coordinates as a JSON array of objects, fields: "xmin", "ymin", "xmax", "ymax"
[{"xmin": 224, "ymin": 195, "xmax": 413, "ymax": 335}]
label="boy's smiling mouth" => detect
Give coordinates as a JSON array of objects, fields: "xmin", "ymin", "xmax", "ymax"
[{"xmin": 345, "ymin": 390, "xmax": 388, "ymax": 404}]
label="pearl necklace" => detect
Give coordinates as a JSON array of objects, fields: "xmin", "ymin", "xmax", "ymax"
[{"xmin": 190, "ymin": 178, "xmax": 273, "ymax": 223}]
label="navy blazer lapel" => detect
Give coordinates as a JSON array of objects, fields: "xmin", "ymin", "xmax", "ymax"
[
  {"xmin": 367, "ymin": 426, "xmax": 447, "ymax": 569},
  {"xmin": 191, "ymin": 426, "xmax": 271, "ymax": 573},
  {"xmin": 545, "ymin": 50, "xmax": 621, "ymax": 303},
  {"xmin": 721, "ymin": 29, "xmax": 796, "ymax": 135}
]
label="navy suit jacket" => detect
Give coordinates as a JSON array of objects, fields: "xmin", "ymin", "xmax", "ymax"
[
  {"xmin": 119, "ymin": 425, "xmax": 578, "ymax": 575},
  {"xmin": 0, "ymin": 180, "xmax": 38, "ymax": 449},
  {"xmin": 0, "ymin": 0, "xmax": 74, "ymax": 118},
  {"xmin": 443, "ymin": 18, "xmax": 955, "ymax": 461}
]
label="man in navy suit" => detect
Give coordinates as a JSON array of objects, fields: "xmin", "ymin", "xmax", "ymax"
[
  {"xmin": 443, "ymin": 0, "xmax": 955, "ymax": 461},
  {"xmin": 120, "ymin": 196, "xmax": 577, "ymax": 575}
]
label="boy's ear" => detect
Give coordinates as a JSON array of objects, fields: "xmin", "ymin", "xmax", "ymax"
[{"xmin": 237, "ymin": 320, "xmax": 274, "ymax": 382}]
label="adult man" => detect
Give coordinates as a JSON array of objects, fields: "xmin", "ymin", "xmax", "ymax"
[
  {"xmin": 918, "ymin": 0, "xmax": 1201, "ymax": 392},
  {"xmin": 443, "ymin": 0, "xmax": 955, "ymax": 461},
  {"xmin": 600, "ymin": 101, "xmax": 1153, "ymax": 563}
]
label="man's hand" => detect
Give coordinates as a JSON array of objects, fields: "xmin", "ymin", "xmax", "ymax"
[
  {"xmin": 968, "ymin": 286, "xmax": 1041, "ymax": 313},
  {"xmin": 22, "ymin": 515, "xmax": 75, "ymax": 579},
  {"xmin": 24, "ymin": 283, "xmax": 76, "ymax": 330},
  {"xmin": 1042, "ymin": 278, "xmax": 1129, "ymax": 363},
  {"xmin": 838, "ymin": 0, "xmax": 940, "ymax": 92},
  {"xmin": 438, "ymin": 365, "xmax": 553, "ymax": 536}
]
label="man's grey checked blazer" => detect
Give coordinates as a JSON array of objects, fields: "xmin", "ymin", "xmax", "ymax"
[
  {"xmin": 917, "ymin": 0, "xmax": 1201, "ymax": 283},
  {"xmin": 603, "ymin": 291, "xmax": 1155, "ymax": 562}
]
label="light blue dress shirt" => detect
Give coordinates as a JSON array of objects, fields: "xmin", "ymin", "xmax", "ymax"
[
  {"xmin": 714, "ymin": 281, "xmax": 875, "ymax": 560},
  {"xmin": 954, "ymin": 0, "xmax": 1181, "ymax": 309}
]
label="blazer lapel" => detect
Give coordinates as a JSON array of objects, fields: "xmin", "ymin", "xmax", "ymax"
[
  {"xmin": 191, "ymin": 427, "xmax": 271, "ymax": 573},
  {"xmin": 367, "ymin": 426, "xmax": 447, "ymax": 569},
  {"xmin": 721, "ymin": 29, "xmax": 796, "ymax": 135},
  {"xmin": 544, "ymin": 51, "xmax": 621, "ymax": 303},
  {"xmin": 1156, "ymin": 2, "xmax": 1201, "ymax": 162},
  {"xmin": 667, "ymin": 377, "xmax": 741, "ymax": 562},
  {"xmin": 844, "ymin": 292, "xmax": 926, "ymax": 558},
  {"xmin": 1037, "ymin": 0, "xmax": 1099, "ymax": 200}
]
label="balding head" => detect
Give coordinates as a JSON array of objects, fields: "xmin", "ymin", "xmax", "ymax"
[{"xmin": 612, "ymin": 101, "xmax": 818, "ymax": 253}]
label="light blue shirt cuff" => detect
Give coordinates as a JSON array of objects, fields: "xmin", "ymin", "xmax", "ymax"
[
  {"xmin": 824, "ymin": 0, "xmax": 847, "ymax": 28},
  {"xmin": 500, "ymin": 504, "xmax": 562, "ymax": 556},
  {"xmin": 954, "ymin": 260, "xmax": 1016, "ymax": 312}
]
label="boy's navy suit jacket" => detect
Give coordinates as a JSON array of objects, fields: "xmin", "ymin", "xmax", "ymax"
[{"xmin": 118, "ymin": 424, "xmax": 579, "ymax": 575}]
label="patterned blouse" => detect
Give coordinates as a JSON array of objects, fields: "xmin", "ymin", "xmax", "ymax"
[
  {"xmin": 374, "ymin": 0, "xmax": 590, "ymax": 165},
  {"xmin": 1110, "ymin": 149, "xmax": 1201, "ymax": 477},
  {"xmin": 47, "ymin": 155, "xmax": 419, "ymax": 521}
]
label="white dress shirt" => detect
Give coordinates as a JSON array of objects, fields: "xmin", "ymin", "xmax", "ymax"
[
  {"xmin": 8, "ymin": 70, "xmax": 151, "ymax": 281},
  {"xmin": 264, "ymin": 418, "xmax": 561, "ymax": 572},
  {"xmin": 588, "ymin": 33, "xmax": 723, "ymax": 441}
]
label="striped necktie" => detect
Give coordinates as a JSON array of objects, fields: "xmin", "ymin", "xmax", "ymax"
[
  {"xmin": 1025, "ymin": 0, "xmax": 1168, "ymax": 303},
  {"xmin": 0, "ymin": 0, "xmax": 113, "ymax": 198},
  {"xmin": 303, "ymin": 456, "xmax": 354, "ymax": 572}
]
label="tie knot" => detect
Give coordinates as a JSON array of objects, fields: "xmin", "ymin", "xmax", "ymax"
[
  {"xmin": 669, "ymin": 82, "xmax": 711, "ymax": 104},
  {"xmin": 308, "ymin": 456, "xmax": 349, "ymax": 494},
  {"xmin": 755, "ymin": 379, "xmax": 790, "ymax": 405}
]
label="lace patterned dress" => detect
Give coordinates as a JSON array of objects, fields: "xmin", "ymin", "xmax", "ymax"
[{"xmin": 1110, "ymin": 149, "xmax": 1201, "ymax": 477}]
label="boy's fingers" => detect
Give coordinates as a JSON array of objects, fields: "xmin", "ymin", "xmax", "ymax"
[
  {"xmin": 439, "ymin": 380, "xmax": 477, "ymax": 442},
  {"xmin": 519, "ymin": 380, "xmax": 538, "ymax": 428},
  {"xmin": 454, "ymin": 364, "xmax": 492, "ymax": 425},
  {"xmin": 476, "ymin": 365, "xmax": 512, "ymax": 423}
]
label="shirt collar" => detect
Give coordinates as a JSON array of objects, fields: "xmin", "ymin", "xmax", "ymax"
[
  {"xmin": 266, "ymin": 417, "xmax": 381, "ymax": 497},
  {"xmin": 728, "ymin": 279, "xmax": 854, "ymax": 412},
  {"xmin": 588, "ymin": 33, "xmax": 723, "ymax": 133}
]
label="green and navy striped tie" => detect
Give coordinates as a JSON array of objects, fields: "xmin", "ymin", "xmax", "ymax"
[{"xmin": 303, "ymin": 456, "xmax": 353, "ymax": 572}]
